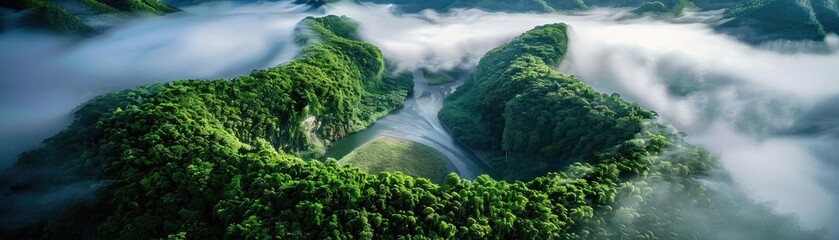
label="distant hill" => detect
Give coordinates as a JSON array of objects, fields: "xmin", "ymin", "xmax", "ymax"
[
  {"xmin": 718, "ymin": 0, "xmax": 839, "ymax": 43},
  {"xmin": 355, "ymin": 0, "xmax": 838, "ymax": 44},
  {"xmin": 0, "ymin": 0, "xmax": 177, "ymax": 34}
]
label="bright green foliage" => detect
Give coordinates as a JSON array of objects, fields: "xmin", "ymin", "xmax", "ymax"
[
  {"xmin": 338, "ymin": 137, "xmax": 451, "ymax": 183},
  {"xmin": 439, "ymin": 23, "xmax": 821, "ymax": 239},
  {"xmin": 1, "ymin": 15, "xmax": 409, "ymax": 238},
  {"xmin": 441, "ymin": 23, "xmax": 653, "ymax": 179},
  {"xmin": 0, "ymin": 16, "xmax": 823, "ymax": 240}
]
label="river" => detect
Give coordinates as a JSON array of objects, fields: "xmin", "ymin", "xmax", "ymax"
[{"xmin": 324, "ymin": 70, "xmax": 496, "ymax": 179}]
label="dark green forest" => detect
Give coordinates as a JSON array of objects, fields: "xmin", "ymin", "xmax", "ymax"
[
  {"xmin": 440, "ymin": 24, "xmax": 653, "ymax": 180},
  {"xmin": 717, "ymin": 0, "xmax": 839, "ymax": 43},
  {"xmin": 0, "ymin": 0, "xmax": 177, "ymax": 34},
  {"xmin": 0, "ymin": 15, "xmax": 824, "ymax": 239}
]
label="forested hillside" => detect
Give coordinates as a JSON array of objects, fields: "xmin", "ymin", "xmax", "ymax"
[
  {"xmin": 438, "ymin": 22, "xmax": 824, "ymax": 239},
  {"xmin": 0, "ymin": 0, "xmax": 177, "ymax": 34},
  {"xmin": 0, "ymin": 15, "xmax": 823, "ymax": 239},
  {"xmin": 718, "ymin": 0, "xmax": 839, "ymax": 43},
  {"xmin": 440, "ymin": 24, "xmax": 654, "ymax": 180},
  {"xmin": 0, "ymin": 15, "xmax": 411, "ymax": 238}
]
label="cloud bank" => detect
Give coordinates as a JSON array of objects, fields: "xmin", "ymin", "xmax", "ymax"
[{"xmin": 0, "ymin": 1, "xmax": 315, "ymax": 168}]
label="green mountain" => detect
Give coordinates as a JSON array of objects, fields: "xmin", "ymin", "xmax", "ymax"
[
  {"xmin": 1, "ymin": 15, "xmax": 411, "ymax": 238},
  {"xmin": 0, "ymin": 0, "xmax": 177, "ymax": 34},
  {"xmin": 1, "ymin": 15, "xmax": 822, "ymax": 239},
  {"xmin": 439, "ymin": 23, "xmax": 650, "ymax": 180},
  {"xmin": 717, "ymin": 0, "xmax": 838, "ymax": 43}
]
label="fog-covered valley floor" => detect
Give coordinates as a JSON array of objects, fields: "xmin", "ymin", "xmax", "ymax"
[{"xmin": 1, "ymin": 0, "xmax": 837, "ymax": 237}]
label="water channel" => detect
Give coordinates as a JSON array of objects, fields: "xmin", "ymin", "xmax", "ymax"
[{"xmin": 324, "ymin": 70, "xmax": 495, "ymax": 179}]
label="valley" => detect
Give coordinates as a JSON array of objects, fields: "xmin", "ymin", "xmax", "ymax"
[{"xmin": 325, "ymin": 70, "xmax": 495, "ymax": 179}]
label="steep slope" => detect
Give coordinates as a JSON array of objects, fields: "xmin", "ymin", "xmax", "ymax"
[
  {"xmin": 439, "ymin": 23, "xmax": 823, "ymax": 239},
  {"xmin": 0, "ymin": 15, "xmax": 411, "ymax": 238},
  {"xmin": 718, "ymin": 0, "xmax": 829, "ymax": 43},
  {"xmin": 0, "ymin": 17, "xmax": 822, "ymax": 239},
  {"xmin": 813, "ymin": 0, "xmax": 839, "ymax": 33},
  {"xmin": 440, "ymin": 24, "xmax": 653, "ymax": 180}
]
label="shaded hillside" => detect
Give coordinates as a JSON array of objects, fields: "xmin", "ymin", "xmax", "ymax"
[
  {"xmin": 440, "ymin": 24, "xmax": 653, "ymax": 180},
  {"xmin": 717, "ymin": 0, "xmax": 838, "ymax": 43},
  {"xmin": 353, "ymin": 0, "xmax": 837, "ymax": 43},
  {"xmin": 0, "ymin": 0, "xmax": 177, "ymax": 34}
]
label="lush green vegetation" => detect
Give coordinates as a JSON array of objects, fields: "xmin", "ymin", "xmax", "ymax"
[
  {"xmin": 438, "ymin": 22, "xmax": 823, "ymax": 239},
  {"xmin": 441, "ymin": 23, "xmax": 654, "ymax": 180},
  {"xmin": 422, "ymin": 68, "xmax": 457, "ymax": 85},
  {"xmin": 0, "ymin": 0, "xmax": 177, "ymax": 34},
  {"xmin": 1, "ymin": 15, "xmax": 411, "ymax": 238},
  {"xmin": 0, "ymin": 15, "xmax": 823, "ymax": 240},
  {"xmin": 338, "ymin": 136, "xmax": 450, "ymax": 183}
]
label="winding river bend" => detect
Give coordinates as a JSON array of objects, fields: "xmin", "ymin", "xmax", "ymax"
[{"xmin": 324, "ymin": 71, "xmax": 495, "ymax": 179}]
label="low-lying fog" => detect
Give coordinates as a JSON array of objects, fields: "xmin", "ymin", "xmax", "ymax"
[
  {"xmin": 0, "ymin": 1, "xmax": 311, "ymax": 168},
  {"xmin": 0, "ymin": 0, "xmax": 836, "ymax": 237}
]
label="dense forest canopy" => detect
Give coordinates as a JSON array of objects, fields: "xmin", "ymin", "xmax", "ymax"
[
  {"xmin": 440, "ymin": 23, "xmax": 653, "ymax": 180},
  {"xmin": 0, "ymin": 14, "xmax": 825, "ymax": 239}
]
